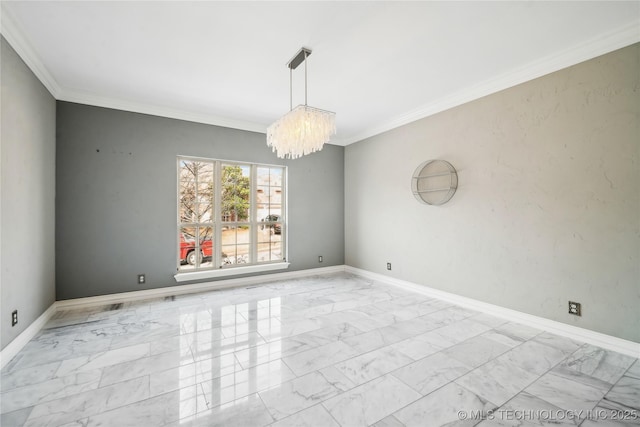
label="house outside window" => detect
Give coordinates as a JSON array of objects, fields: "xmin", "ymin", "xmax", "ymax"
[{"xmin": 177, "ymin": 156, "xmax": 286, "ymax": 273}]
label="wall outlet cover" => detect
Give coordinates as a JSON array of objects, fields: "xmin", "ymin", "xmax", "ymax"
[{"xmin": 568, "ymin": 301, "xmax": 581, "ymax": 316}]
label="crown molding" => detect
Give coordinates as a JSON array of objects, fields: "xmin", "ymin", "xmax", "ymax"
[
  {"xmin": 2, "ymin": 5, "xmax": 638, "ymax": 144},
  {"xmin": 59, "ymin": 88, "xmax": 268, "ymax": 134},
  {"xmin": 0, "ymin": 4, "xmax": 62, "ymax": 98},
  {"xmin": 0, "ymin": 2, "xmax": 268, "ymax": 134},
  {"xmin": 342, "ymin": 21, "xmax": 640, "ymax": 146}
]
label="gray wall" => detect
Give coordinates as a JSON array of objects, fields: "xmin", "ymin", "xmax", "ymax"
[
  {"xmin": 56, "ymin": 102, "xmax": 344, "ymax": 300},
  {"xmin": 345, "ymin": 44, "xmax": 639, "ymax": 342},
  {"xmin": 1, "ymin": 37, "xmax": 56, "ymax": 350}
]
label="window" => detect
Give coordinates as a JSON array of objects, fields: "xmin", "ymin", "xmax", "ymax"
[{"xmin": 177, "ymin": 157, "xmax": 286, "ymax": 276}]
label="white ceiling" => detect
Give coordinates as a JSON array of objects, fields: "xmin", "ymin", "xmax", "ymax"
[{"xmin": 2, "ymin": 1, "xmax": 639, "ymax": 146}]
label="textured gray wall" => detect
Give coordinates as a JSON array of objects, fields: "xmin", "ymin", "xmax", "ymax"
[
  {"xmin": 345, "ymin": 44, "xmax": 640, "ymax": 342},
  {"xmin": 55, "ymin": 102, "xmax": 344, "ymax": 300},
  {"xmin": 1, "ymin": 37, "xmax": 56, "ymax": 350}
]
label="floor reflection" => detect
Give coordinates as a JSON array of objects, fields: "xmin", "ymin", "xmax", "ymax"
[
  {"xmin": 180, "ymin": 297, "xmax": 283, "ymax": 421},
  {"xmin": 6, "ymin": 274, "xmax": 635, "ymax": 426}
]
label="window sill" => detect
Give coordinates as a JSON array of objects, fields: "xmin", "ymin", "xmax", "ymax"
[{"xmin": 174, "ymin": 262, "xmax": 290, "ymax": 283}]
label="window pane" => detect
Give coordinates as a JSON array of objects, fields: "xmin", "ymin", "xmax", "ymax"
[
  {"xmin": 256, "ymin": 186, "xmax": 269, "ymax": 212},
  {"xmin": 221, "ymin": 164, "xmax": 250, "ymax": 222},
  {"xmin": 268, "ymin": 205, "xmax": 282, "ymax": 218},
  {"xmin": 197, "ymin": 162, "xmax": 214, "ymax": 182},
  {"xmin": 197, "ymin": 201, "xmax": 212, "ymax": 223},
  {"xmin": 257, "ymin": 167, "xmax": 284, "ymax": 229},
  {"xmin": 178, "ymin": 227, "xmax": 214, "ymax": 271},
  {"xmin": 257, "ymin": 243, "xmax": 268, "ymax": 259},
  {"xmin": 270, "ymin": 240, "xmax": 284, "ymax": 262},
  {"xmin": 197, "ymin": 184, "xmax": 214, "ymax": 223},
  {"xmin": 178, "ymin": 227, "xmax": 197, "ymax": 271},
  {"xmin": 179, "ymin": 161, "xmax": 197, "ymax": 223},
  {"xmin": 180, "ymin": 160, "xmax": 214, "ymax": 223},
  {"xmin": 179, "ymin": 194, "xmax": 196, "ymax": 224},
  {"xmin": 198, "ymin": 226, "xmax": 214, "ymax": 269},
  {"xmin": 270, "ymin": 168, "xmax": 283, "ymax": 187},
  {"xmin": 221, "ymin": 225, "xmax": 251, "ymax": 265},
  {"xmin": 257, "ymin": 167, "xmax": 270, "ymax": 183},
  {"xmin": 270, "ymin": 188, "xmax": 282, "ymax": 205},
  {"xmin": 197, "ymin": 163, "xmax": 214, "ymax": 223},
  {"xmin": 258, "ymin": 224, "xmax": 282, "ymax": 262}
]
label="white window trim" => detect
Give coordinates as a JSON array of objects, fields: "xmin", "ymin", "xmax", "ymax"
[
  {"xmin": 176, "ymin": 156, "xmax": 287, "ymax": 281},
  {"xmin": 174, "ymin": 262, "xmax": 290, "ymax": 282}
]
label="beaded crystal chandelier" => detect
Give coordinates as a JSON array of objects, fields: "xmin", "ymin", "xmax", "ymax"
[{"xmin": 267, "ymin": 48, "xmax": 336, "ymax": 159}]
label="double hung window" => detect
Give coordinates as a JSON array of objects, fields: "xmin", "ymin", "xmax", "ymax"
[{"xmin": 177, "ymin": 157, "xmax": 286, "ymax": 274}]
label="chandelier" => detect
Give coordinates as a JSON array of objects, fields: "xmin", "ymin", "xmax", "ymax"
[{"xmin": 267, "ymin": 47, "xmax": 336, "ymax": 159}]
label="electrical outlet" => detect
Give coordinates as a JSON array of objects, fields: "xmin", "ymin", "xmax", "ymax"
[
  {"xmin": 138, "ymin": 274, "xmax": 146, "ymax": 284},
  {"xmin": 568, "ymin": 301, "xmax": 581, "ymax": 316},
  {"xmin": 11, "ymin": 310, "xmax": 18, "ymax": 327},
  {"xmin": 318, "ymin": 256, "xmax": 323, "ymax": 263},
  {"xmin": 387, "ymin": 262, "xmax": 392, "ymax": 271}
]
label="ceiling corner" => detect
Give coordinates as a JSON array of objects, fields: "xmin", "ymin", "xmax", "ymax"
[
  {"xmin": 1, "ymin": 4, "xmax": 62, "ymax": 99},
  {"xmin": 342, "ymin": 20, "xmax": 640, "ymax": 147}
]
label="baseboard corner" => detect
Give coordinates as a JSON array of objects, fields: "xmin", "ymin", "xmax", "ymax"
[{"xmin": 0, "ymin": 303, "xmax": 57, "ymax": 370}]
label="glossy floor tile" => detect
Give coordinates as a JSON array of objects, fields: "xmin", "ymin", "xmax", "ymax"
[{"xmin": 1, "ymin": 273, "xmax": 638, "ymax": 426}]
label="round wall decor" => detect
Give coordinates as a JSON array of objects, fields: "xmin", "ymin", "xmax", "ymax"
[{"xmin": 411, "ymin": 160, "xmax": 458, "ymax": 205}]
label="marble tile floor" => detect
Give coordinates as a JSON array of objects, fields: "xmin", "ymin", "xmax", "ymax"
[{"xmin": 1, "ymin": 273, "xmax": 638, "ymax": 427}]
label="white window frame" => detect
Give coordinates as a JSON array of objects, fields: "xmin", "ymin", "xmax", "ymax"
[{"xmin": 175, "ymin": 156, "xmax": 289, "ymax": 282}]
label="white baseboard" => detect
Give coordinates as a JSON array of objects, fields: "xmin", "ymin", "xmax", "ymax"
[
  {"xmin": 55, "ymin": 265, "xmax": 346, "ymax": 310},
  {"xmin": 3, "ymin": 264, "xmax": 637, "ymax": 371},
  {"xmin": 0, "ymin": 265, "xmax": 345, "ymax": 370},
  {"xmin": 345, "ymin": 266, "xmax": 639, "ymax": 358},
  {"xmin": 0, "ymin": 303, "xmax": 57, "ymax": 370}
]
